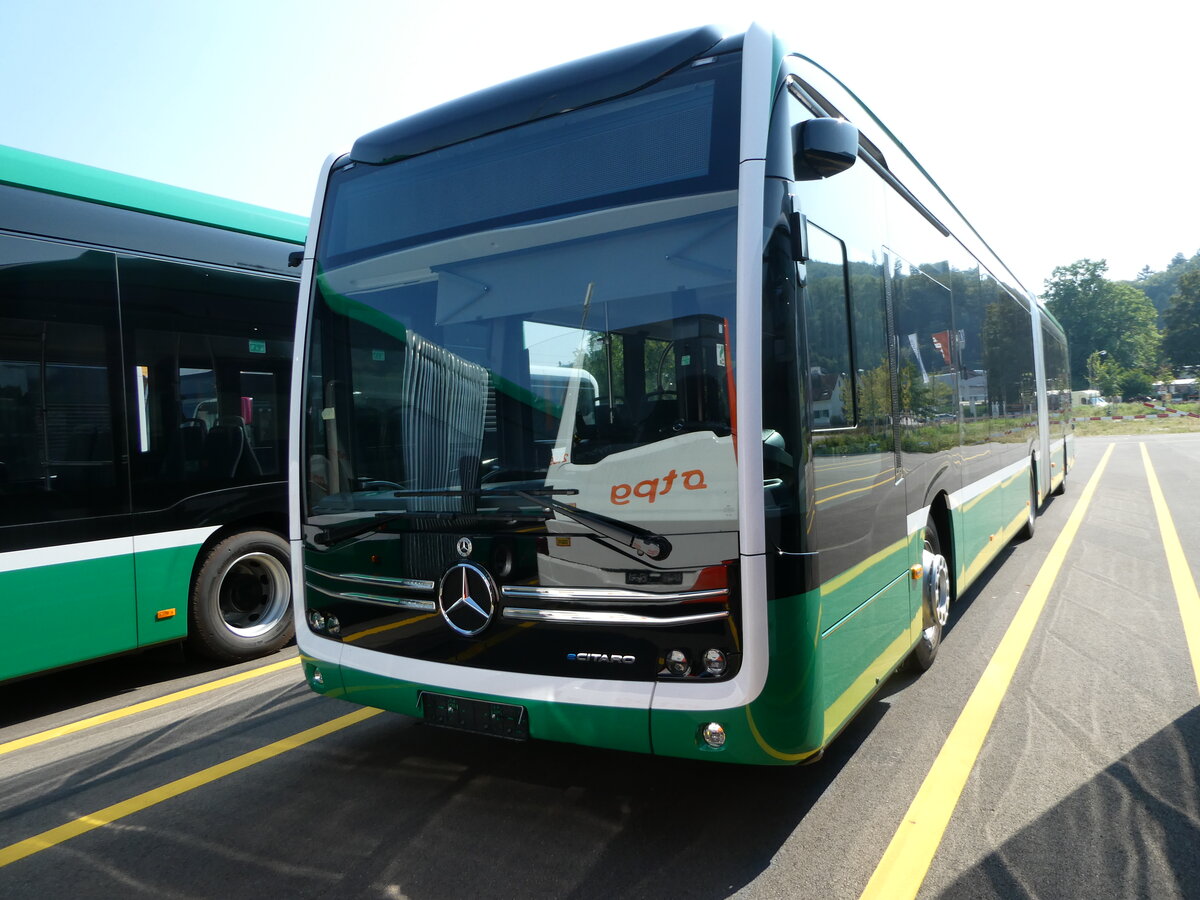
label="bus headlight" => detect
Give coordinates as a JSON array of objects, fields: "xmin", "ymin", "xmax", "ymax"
[
  {"xmin": 701, "ymin": 722, "xmax": 726, "ymax": 748},
  {"xmin": 702, "ymin": 648, "xmax": 727, "ymax": 676},
  {"xmin": 665, "ymin": 649, "xmax": 690, "ymax": 676},
  {"xmin": 308, "ymin": 609, "xmax": 326, "ymax": 631}
]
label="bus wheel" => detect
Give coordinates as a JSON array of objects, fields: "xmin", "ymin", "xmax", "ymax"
[
  {"xmin": 187, "ymin": 530, "xmax": 294, "ymax": 661},
  {"xmin": 1018, "ymin": 465, "xmax": 1038, "ymax": 540},
  {"xmin": 911, "ymin": 521, "xmax": 951, "ymax": 672}
]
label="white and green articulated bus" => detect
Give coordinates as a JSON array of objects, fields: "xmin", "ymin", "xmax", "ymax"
[
  {"xmin": 292, "ymin": 24, "xmax": 1073, "ymax": 764},
  {"xmin": 0, "ymin": 146, "xmax": 306, "ymax": 681}
]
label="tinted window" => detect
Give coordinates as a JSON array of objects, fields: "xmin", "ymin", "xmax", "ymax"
[
  {"xmin": 118, "ymin": 257, "xmax": 295, "ymax": 512},
  {"xmin": 319, "ymin": 54, "xmax": 742, "ymax": 267},
  {"xmin": 805, "ymin": 224, "xmax": 854, "ymax": 428},
  {"xmin": 891, "ymin": 251, "xmax": 956, "ymax": 451},
  {"xmin": 0, "ymin": 236, "xmax": 126, "ymax": 531}
]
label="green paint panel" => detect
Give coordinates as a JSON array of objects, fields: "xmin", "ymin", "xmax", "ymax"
[
  {"xmin": 0, "ymin": 144, "xmax": 306, "ymax": 243},
  {"xmin": 0, "ymin": 554, "xmax": 136, "ymax": 681},
  {"xmin": 650, "ymin": 593, "xmax": 824, "ymax": 766},
  {"xmin": 650, "ymin": 706, "xmax": 793, "ymax": 765},
  {"xmin": 955, "ymin": 463, "xmax": 1033, "ymax": 593},
  {"xmin": 816, "ymin": 537, "xmax": 915, "ymax": 737},
  {"xmin": 820, "ymin": 573, "xmax": 913, "ymax": 736},
  {"xmin": 134, "ymin": 542, "xmax": 202, "ymax": 646},
  {"xmin": 327, "ymin": 661, "xmax": 653, "ymax": 755},
  {"xmin": 954, "ymin": 480, "xmax": 1005, "ymax": 590}
]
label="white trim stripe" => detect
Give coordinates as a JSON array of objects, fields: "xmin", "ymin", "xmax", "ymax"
[
  {"xmin": 0, "ymin": 527, "xmax": 219, "ymax": 574},
  {"xmin": 948, "ymin": 456, "xmax": 1030, "ymax": 509},
  {"xmin": 0, "ymin": 537, "xmax": 133, "ymax": 574},
  {"xmin": 133, "ymin": 526, "xmax": 221, "ymax": 554}
]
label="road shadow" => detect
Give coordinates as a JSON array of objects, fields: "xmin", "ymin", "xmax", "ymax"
[
  {"xmin": 936, "ymin": 705, "xmax": 1200, "ymax": 899},
  {"xmin": 273, "ymin": 696, "xmax": 892, "ymax": 900},
  {"xmin": 0, "ymin": 643, "xmax": 295, "ymax": 729}
]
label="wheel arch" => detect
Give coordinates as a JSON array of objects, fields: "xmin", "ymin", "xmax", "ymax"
[
  {"xmin": 926, "ymin": 490, "xmax": 956, "ymax": 598},
  {"xmin": 186, "ymin": 510, "xmax": 289, "ymax": 601}
]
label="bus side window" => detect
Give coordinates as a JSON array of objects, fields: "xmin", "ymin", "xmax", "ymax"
[
  {"xmin": 0, "ymin": 236, "xmax": 126, "ymax": 527},
  {"xmin": 804, "ymin": 224, "xmax": 854, "ymax": 429}
]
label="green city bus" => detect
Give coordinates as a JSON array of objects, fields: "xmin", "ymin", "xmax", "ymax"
[
  {"xmin": 0, "ymin": 145, "xmax": 306, "ymax": 681},
  {"xmin": 291, "ymin": 24, "xmax": 1073, "ymax": 764}
]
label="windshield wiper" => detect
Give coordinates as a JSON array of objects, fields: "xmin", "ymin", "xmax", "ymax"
[
  {"xmin": 312, "ymin": 512, "xmax": 414, "ymax": 547},
  {"xmin": 312, "ymin": 506, "xmax": 550, "ymax": 548},
  {"xmin": 514, "ymin": 491, "xmax": 673, "ymax": 561},
  {"xmin": 311, "ymin": 488, "xmax": 666, "ymax": 557}
]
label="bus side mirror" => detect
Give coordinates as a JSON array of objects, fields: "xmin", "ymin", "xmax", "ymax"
[{"xmin": 792, "ymin": 119, "xmax": 859, "ymax": 181}]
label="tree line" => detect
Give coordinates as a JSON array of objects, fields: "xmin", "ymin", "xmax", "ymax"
[{"xmin": 1042, "ymin": 253, "xmax": 1200, "ymax": 397}]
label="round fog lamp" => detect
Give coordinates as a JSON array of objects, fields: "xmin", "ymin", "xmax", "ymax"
[
  {"xmin": 308, "ymin": 609, "xmax": 326, "ymax": 631},
  {"xmin": 665, "ymin": 649, "xmax": 690, "ymax": 676},
  {"xmin": 702, "ymin": 648, "xmax": 727, "ymax": 676},
  {"xmin": 325, "ymin": 614, "xmax": 341, "ymax": 634},
  {"xmin": 702, "ymin": 722, "xmax": 726, "ymax": 748},
  {"xmin": 310, "ymin": 667, "xmax": 324, "ymax": 687}
]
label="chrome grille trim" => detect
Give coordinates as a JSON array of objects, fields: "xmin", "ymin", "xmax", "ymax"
[
  {"xmin": 500, "ymin": 585, "xmax": 727, "ymax": 604},
  {"xmin": 501, "ymin": 607, "xmax": 728, "ymax": 627},
  {"xmin": 305, "ymin": 566, "xmax": 435, "ymax": 592},
  {"xmin": 305, "ymin": 581, "xmax": 436, "ymax": 611}
]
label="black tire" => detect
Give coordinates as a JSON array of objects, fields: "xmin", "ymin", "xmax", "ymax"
[
  {"xmin": 911, "ymin": 520, "xmax": 951, "ymax": 672},
  {"xmin": 1018, "ymin": 465, "xmax": 1038, "ymax": 540},
  {"xmin": 187, "ymin": 530, "xmax": 294, "ymax": 661}
]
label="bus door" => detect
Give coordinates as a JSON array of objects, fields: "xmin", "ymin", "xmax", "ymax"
[
  {"xmin": 0, "ymin": 237, "xmax": 135, "ymax": 680},
  {"xmin": 802, "ymin": 224, "xmax": 911, "ymax": 737}
]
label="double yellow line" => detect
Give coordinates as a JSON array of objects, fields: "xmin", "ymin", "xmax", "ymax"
[
  {"xmin": 0, "ymin": 658, "xmax": 300, "ymax": 757},
  {"xmin": 0, "ymin": 707, "xmax": 381, "ymax": 867},
  {"xmin": 861, "ymin": 442, "xmax": 1200, "ymax": 899},
  {"xmin": 0, "ymin": 656, "xmax": 380, "ymax": 868},
  {"xmin": 2, "ymin": 609, "xmax": 442, "ymax": 867}
]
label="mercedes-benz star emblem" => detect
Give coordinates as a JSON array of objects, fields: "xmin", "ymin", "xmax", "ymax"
[
  {"xmin": 437, "ymin": 562, "xmax": 497, "ymax": 636},
  {"xmin": 456, "ymin": 537, "xmax": 473, "ymax": 558}
]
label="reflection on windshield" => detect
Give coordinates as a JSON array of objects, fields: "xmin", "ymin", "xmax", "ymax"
[{"xmin": 306, "ymin": 194, "xmax": 739, "ymax": 534}]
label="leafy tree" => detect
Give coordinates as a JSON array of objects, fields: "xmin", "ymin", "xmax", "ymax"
[
  {"xmin": 1162, "ymin": 270, "xmax": 1200, "ymax": 368},
  {"xmin": 1087, "ymin": 350, "xmax": 1123, "ymax": 397},
  {"xmin": 1128, "ymin": 250, "xmax": 1200, "ymax": 323},
  {"xmin": 1119, "ymin": 369, "xmax": 1156, "ymax": 401},
  {"xmin": 1043, "ymin": 259, "xmax": 1160, "ymax": 388}
]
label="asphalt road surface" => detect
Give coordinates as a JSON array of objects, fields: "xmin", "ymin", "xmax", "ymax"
[{"xmin": 2, "ymin": 433, "xmax": 1198, "ymax": 899}]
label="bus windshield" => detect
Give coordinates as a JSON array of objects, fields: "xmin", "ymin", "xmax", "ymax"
[{"xmin": 305, "ymin": 54, "xmax": 742, "ymax": 540}]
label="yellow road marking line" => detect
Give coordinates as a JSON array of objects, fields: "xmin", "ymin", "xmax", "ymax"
[
  {"xmin": 816, "ymin": 474, "xmax": 895, "ymax": 505},
  {"xmin": 1140, "ymin": 443, "xmax": 1200, "ymax": 693},
  {"xmin": 816, "ymin": 467, "xmax": 897, "ymax": 492},
  {"xmin": 859, "ymin": 442, "xmax": 1115, "ymax": 900},
  {"xmin": 342, "ymin": 613, "xmax": 437, "ymax": 642},
  {"xmin": 0, "ymin": 658, "xmax": 300, "ymax": 757},
  {"xmin": 0, "ymin": 706, "xmax": 383, "ymax": 868}
]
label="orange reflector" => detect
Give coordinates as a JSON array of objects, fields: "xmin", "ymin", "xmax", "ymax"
[
  {"xmin": 692, "ymin": 563, "xmax": 731, "ymax": 592},
  {"xmin": 156, "ymin": 609, "xmax": 177, "ymax": 620},
  {"xmin": 910, "ymin": 565, "xmax": 923, "ymax": 581}
]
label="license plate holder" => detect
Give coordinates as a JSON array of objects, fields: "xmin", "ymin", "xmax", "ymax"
[{"xmin": 419, "ymin": 692, "xmax": 529, "ymax": 741}]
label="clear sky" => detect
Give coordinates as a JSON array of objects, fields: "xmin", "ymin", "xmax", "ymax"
[{"xmin": 1, "ymin": 0, "xmax": 1195, "ymax": 294}]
